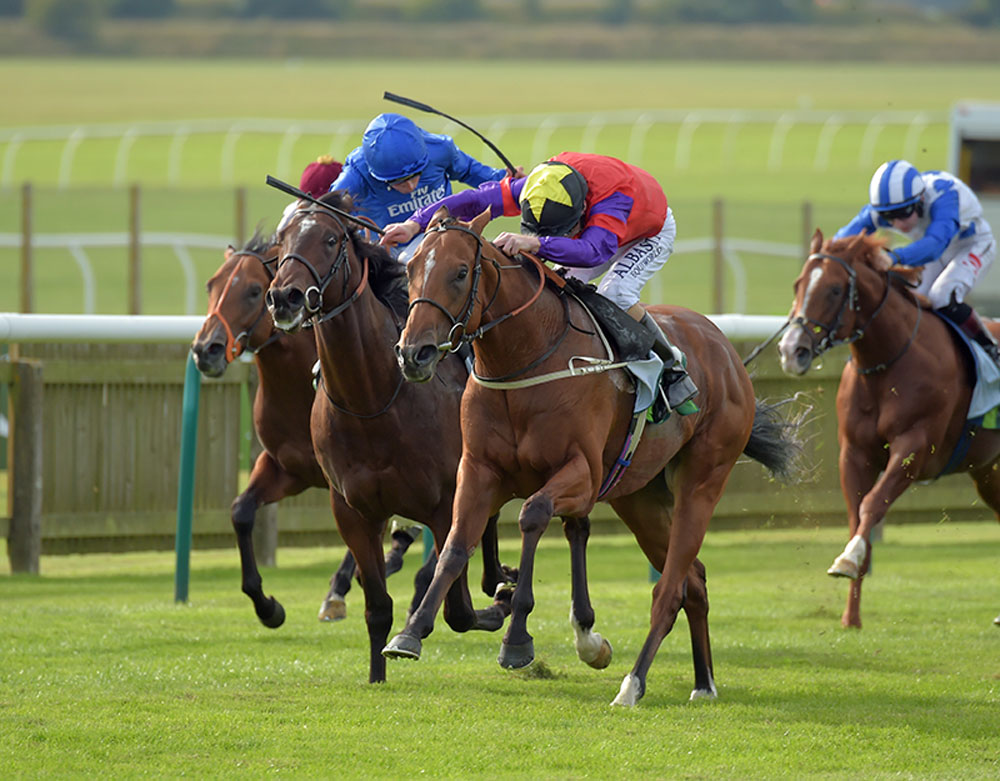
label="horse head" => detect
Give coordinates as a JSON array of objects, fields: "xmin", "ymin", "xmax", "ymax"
[
  {"xmin": 778, "ymin": 229, "xmax": 903, "ymax": 376},
  {"xmin": 397, "ymin": 207, "xmax": 494, "ymax": 383},
  {"xmin": 191, "ymin": 232, "xmax": 278, "ymax": 377}
]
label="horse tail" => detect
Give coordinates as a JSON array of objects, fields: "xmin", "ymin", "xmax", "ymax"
[{"xmin": 742, "ymin": 395, "xmax": 811, "ymax": 483}]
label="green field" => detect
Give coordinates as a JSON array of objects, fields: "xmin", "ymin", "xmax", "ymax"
[
  {"xmin": 2, "ymin": 525, "xmax": 998, "ymax": 778},
  {"xmin": 1, "ymin": 59, "xmax": 998, "ymax": 315}
]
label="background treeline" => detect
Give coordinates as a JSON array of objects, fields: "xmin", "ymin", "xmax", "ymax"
[{"xmin": 3, "ymin": 0, "xmax": 1000, "ymax": 58}]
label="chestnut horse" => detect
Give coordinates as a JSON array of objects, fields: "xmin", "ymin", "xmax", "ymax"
[
  {"xmin": 191, "ymin": 233, "xmax": 462, "ymax": 627},
  {"xmin": 384, "ymin": 210, "xmax": 804, "ymax": 706},
  {"xmin": 778, "ymin": 230, "xmax": 1000, "ymax": 628},
  {"xmin": 265, "ymin": 193, "xmax": 513, "ymax": 683}
]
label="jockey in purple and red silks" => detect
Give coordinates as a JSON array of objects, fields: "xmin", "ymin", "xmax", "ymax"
[{"xmin": 382, "ymin": 151, "xmax": 698, "ymax": 414}]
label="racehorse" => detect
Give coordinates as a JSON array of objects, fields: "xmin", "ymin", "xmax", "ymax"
[
  {"xmin": 191, "ymin": 233, "xmax": 505, "ymax": 629},
  {"xmin": 264, "ymin": 193, "xmax": 514, "ymax": 683},
  {"xmin": 778, "ymin": 229, "xmax": 1000, "ymax": 628},
  {"xmin": 384, "ymin": 208, "xmax": 804, "ymax": 705}
]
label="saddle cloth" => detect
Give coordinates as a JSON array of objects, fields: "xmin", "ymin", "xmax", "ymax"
[{"xmin": 934, "ymin": 312, "xmax": 1000, "ymax": 422}]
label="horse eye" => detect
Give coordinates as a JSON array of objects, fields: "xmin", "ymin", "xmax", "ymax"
[
  {"xmin": 248, "ymin": 284, "xmax": 262, "ymax": 300},
  {"xmin": 829, "ymin": 285, "xmax": 843, "ymax": 297},
  {"xmin": 456, "ymin": 266, "xmax": 468, "ymax": 281},
  {"xmin": 327, "ymin": 235, "xmax": 337, "ymax": 247}
]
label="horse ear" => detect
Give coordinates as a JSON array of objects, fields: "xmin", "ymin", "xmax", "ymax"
[
  {"xmin": 225, "ymin": 245, "xmax": 235, "ymax": 261},
  {"xmin": 428, "ymin": 205, "xmax": 451, "ymax": 229},
  {"xmin": 470, "ymin": 207, "xmax": 491, "ymax": 237},
  {"xmin": 809, "ymin": 229, "xmax": 823, "ymax": 254}
]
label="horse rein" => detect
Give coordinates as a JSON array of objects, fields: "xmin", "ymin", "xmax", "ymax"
[
  {"xmin": 207, "ymin": 248, "xmax": 282, "ymax": 363},
  {"xmin": 792, "ymin": 251, "xmax": 919, "ymax": 375}
]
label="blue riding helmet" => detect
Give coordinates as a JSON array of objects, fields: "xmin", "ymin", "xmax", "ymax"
[
  {"xmin": 362, "ymin": 113, "xmax": 429, "ymax": 183},
  {"xmin": 868, "ymin": 159, "xmax": 926, "ymax": 212}
]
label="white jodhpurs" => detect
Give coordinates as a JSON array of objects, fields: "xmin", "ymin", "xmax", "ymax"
[
  {"xmin": 560, "ymin": 208, "xmax": 676, "ymax": 311},
  {"xmin": 917, "ymin": 235, "xmax": 996, "ymax": 308}
]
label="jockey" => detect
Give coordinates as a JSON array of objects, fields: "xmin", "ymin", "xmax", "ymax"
[
  {"xmin": 327, "ymin": 113, "xmax": 511, "ymax": 260},
  {"xmin": 835, "ymin": 159, "xmax": 999, "ymax": 363},
  {"xmin": 381, "ymin": 151, "xmax": 698, "ymax": 414}
]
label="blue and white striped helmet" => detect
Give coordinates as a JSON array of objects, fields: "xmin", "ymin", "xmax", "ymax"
[{"xmin": 868, "ymin": 160, "xmax": 925, "ymax": 212}]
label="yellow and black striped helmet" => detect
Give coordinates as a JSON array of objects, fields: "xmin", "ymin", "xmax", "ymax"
[{"xmin": 520, "ymin": 161, "xmax": 588, "ymax": 237}]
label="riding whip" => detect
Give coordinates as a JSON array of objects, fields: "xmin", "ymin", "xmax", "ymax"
[
  {"xmin": 265, "ymin": 175, "xmax": 385, "ymax": 236},
  {"xmin": 383, "ymin": 91, "xmax": 518, "ymax": 177}
]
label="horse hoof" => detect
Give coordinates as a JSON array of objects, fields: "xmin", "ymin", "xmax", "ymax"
[
  {"xmin": 689, "ymin": 685, "xmax": 718, "ymax": 702},
  {"xmin": 318, "ymin": 595, "xmax": 347, "ymax": 622},
  {"xmin": 994, "ymin": 614, "xmax": 1000, "ymax": 627},
  {"xmin": 257, "ymin": 598, "xmax": 286, "ymax": 629},
  {"xmin": 610, "ymin": 673, "xmax": 643, "ymax": 707},
  {"xmin": 382, "ymin": 633, "xmax": 422, "ymax": 660},
  {"xmin": 827, "ymin": 556, "xmax": 859, "ymax": 580},
  {"xmin": 586, "ymin": 638, "xmax": 613, "ymax": 670},
  {"xmin": 497, "ymin": 639, "xmax": 534, "ymax": 669}
]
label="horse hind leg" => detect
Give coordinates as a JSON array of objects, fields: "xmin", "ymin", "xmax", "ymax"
[
  {"xmin": 683, "ymin": 558, "xmax": 717, "ymax": 701},
  {"xmin": 564, "ymin": 516, "xmax": 612, "ymax": 669}
]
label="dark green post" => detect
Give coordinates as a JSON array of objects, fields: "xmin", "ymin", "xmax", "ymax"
[{"xmin": 174, "ymin": 352, "xmax": 202, "ymax": 602}]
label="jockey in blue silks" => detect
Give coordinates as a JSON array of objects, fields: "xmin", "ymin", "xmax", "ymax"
[{"xmin": 836, "ymin": 159, "xmax": 999, "ymax": 364}]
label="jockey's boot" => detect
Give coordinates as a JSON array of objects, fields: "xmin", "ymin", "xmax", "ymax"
[
  {"xmin": 638, "ymin": 311, "xmax": 699, "ymax": 418},
  {"xmin": 944, "ymin": 300, "xmax": 1000, "ymax": 365},
  {"xmin": 384, "ymin": 521, "xmax": 423, "ymax": 577}
]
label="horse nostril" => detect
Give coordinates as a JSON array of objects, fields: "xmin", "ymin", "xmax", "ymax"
[
  {"xmin": 265, "ymin": 289, "xmax": 277, "ymax": 309},
  {"xmin": 205, "ymin": 343, "xmax": 224, "ymax": 360},
  {"xmin": 416, "ymin": 344, "xmax": 438, "ymax": 367},
  {"xmin": 287, "ymin": 288, "xmax": 304, "ymax": 310}
]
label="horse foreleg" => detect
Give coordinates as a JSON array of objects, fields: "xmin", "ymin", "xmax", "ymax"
[
  {"xmin": 829, "ymin": 442, "xmax": 878, "ymax": 627},
  {"xmin": 563, "ymin": 515, "xmax": 612, "ymax": 669},
  {"xmin": 500, "ymin": 457, "xmax": 594, "ymax": 670},
  {"xmin": 497, "ymin": 491, "xmax": 555, "ymax": 669},
  {"xmin": 330, "ymin": 491, "xmax": 392, "ymax": 684},
  {"xmin": 828, "ymin": 438, "xmax": 924, "ymax": 584},
  {"xmin": 232, "ymin": 452, "xmax": 308, "ymax": 629},
  {"xmin": 383, "ymin": 461, "xmax": 499, "ymax": 661},
  {"xmin": 318, "ymin": 550, "xmax": 355, "ymax": 622}
]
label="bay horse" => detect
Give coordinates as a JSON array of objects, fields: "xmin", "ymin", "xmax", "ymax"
[
  {"xmin": 778, "ymin": 229, "xmax": 1000, "ymax": 628},
  {"xmin": 384, "ymin": 209, "xmax": 804, "ymax": 706},
  {"xmin": 190, "ymin": 233, "xmax": 499, "ymax": 628},
  {"xmin": 264, "ymin": 193, "xmax": 513, "ymax": 683}
]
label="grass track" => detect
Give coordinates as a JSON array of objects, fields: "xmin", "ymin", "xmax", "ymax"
[{"xmin": 2, "ymin": 524, "xmax": 999, "ymax": 778}]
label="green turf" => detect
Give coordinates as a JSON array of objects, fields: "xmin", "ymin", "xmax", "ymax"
[{"xmin": 2, "ymin": 524, "xmax": 998, "ymax": 778}]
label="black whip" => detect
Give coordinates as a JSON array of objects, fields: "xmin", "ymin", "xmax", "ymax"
[
  {"xmin": 383, "ymin": 91, "xmax": 518, "ymax": 177},
  {"xmin": 265, "ymin": 175, "xmax": 385, "ymax": 236}
]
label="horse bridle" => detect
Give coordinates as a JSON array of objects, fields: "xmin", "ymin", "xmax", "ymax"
[
  {"xmin": 792, "ymin": 251, "xmax": 919, "ymax": 375},
  {"xmin": 207, "ymin": 248, "xmax": 282, "ymax": 363},
  {"xmin": 277, "ymin": 206, "xmax": 370, "ymax": 325},
  {"xmin": 406, "ymin": 220, "xmax": 550, "ymax": 360}
]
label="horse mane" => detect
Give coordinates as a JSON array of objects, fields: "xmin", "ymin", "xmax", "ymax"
[
  {"xmin": 826, "ymin": 231, "xmax": 926, "ymax": 303},
  {"xmin": 317, "ymin": 191, "xmax": 409, "ymax": 318},
  {"xmin": 240, "ymin": 227, "xmax": 277, "ymax": 257}
]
